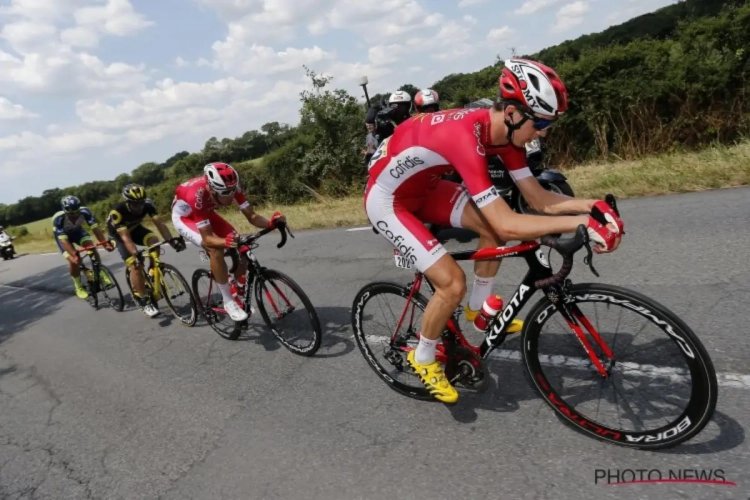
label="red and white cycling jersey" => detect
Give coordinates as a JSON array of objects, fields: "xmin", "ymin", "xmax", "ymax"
[
  {"xmin": 172, "ymin": 176, "xmax": 250, "ymax": 229},
  {"xmin": 365, "ymin": 107, "xmax": 530, "ymax": 207},
  {"xmin": 364, "ymin": 107, "xmax": 531, "ymax": 272}
]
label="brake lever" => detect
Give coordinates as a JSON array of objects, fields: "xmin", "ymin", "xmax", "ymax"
[{"xmin": 582, "ymin": 241, "xmax": 600, "ymax": 277}]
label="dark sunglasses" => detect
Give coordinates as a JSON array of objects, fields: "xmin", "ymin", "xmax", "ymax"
[
  {"xmin": 214, "ymin": 186, "xmax": 236, "ymax": 197},
  {"xmin": 523, "ymin": 111, "xmax": 554, "ymax": 131}
]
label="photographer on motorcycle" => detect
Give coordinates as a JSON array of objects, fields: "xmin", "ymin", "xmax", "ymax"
[{"xmin": 365, "ymin": 90, "xmax": 413, "ymax": 145}]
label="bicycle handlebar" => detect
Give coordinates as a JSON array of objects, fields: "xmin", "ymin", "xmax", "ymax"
[
  {"xmin": 74, "ymin": 239, "xmax": 112, "ymax": 256},
  {"xmin": 534, "ymin": 224, "xmax": 599, "ymax": 289},
  {"xmin": 236, "ymin": 221, "xmax": 294, "ymax": 251},
  {"xmin": 226, "ymin": 222, "xmax": 294, "ymax": 275},
  {"xmin": 133, "ymin": 236, "xmax": 186, "ymax": 259},
  {"xmin": 533, "ymin": 193, "xmax": 620, "ymax": 289}
]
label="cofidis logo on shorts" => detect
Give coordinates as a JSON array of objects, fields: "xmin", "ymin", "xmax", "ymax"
[{"xmin": 389, "ymin": 156, "xmax": 424, "ymax": 179}]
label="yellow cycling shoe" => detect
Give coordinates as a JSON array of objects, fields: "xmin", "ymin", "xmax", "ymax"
[
  {"xmin": 98, "ymin": 269, "xmax": 112, "ymax": 287},
  {"xmin": 464, "ymin": 304, "xmax": 524, "ymax": 334},
  {"xmin": 75, "ymin": 287, "xmax": 89, "ymax": 299},
  {"xmin": 406, "ymin": 350, "xmax": 459, "ymax": 404}
]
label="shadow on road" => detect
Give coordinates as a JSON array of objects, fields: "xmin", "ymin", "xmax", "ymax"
[
  {"xmin": 206, "ymin": 306, "xmax": 356, "ymax": 358},
  {"xmin": 0, "ymin": 260, "xmax": 130, "ymax": 345}
]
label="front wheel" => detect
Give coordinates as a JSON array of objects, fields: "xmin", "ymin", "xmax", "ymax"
[
  {"xmin": 99, "ymin": 264, "xmax": 125, "ymax": 312},
  {"xmin": 521, "ymin": 282, "xmax": 718, "ymax": 450},
  {"xmin": 159, "ymin": 263, "xmax": 198, "ymax": 326},
  {"xmin": 254, "ymin": 268, "xmax": 322, "ymax": 356}
]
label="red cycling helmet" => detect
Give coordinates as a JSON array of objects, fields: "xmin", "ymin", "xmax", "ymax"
[
  {"xmin": 204, "ymin": 162, "xmax": 239, "ymax": 195},
  {"xmin": 499, "ymin": 58, "xmax": 569, "ymax": 117}
]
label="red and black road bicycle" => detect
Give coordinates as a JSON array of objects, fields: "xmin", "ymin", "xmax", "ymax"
[{"xmin": 351, "ymin": 196, "xmax": 717, "ymax": 450}]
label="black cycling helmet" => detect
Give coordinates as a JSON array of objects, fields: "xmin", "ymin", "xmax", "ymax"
[{"xmin": 122, "ymin": 183, "xmax": 147, "ymax": 202}]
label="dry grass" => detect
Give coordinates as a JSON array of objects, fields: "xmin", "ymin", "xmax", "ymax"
[{"xmin": 11, "ymin": 141, "xmax": 750, "ymax": 254}]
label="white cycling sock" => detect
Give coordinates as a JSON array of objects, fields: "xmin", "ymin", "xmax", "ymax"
[
  {"xmin": 414, "ymin": 336, "xmax": 438, "ymax": 365},
  {"xmin": 217, "ymin": 282, "xmax": 234, "ymax": 304},
  {"xmin": 468, "ymin": 274, "xmax": 495, "ymax": 311}
]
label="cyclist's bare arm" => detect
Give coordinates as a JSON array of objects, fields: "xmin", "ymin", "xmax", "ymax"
[
  {"xmin": 240, "ymin": 204, "xmax": 270, "ymax": 230},
  {"xmin": 514, "ymin": 176, "xmax": 594, "ymax": 215},
  {"xmin": 59, "ymin": 237, "xmax": 77, "ymax": 260},
  {"xmin": 479, "ymin": 197, "xmax": 589, "ymax": 242},
  {"xmin": 92, "ymin": 226, "xmax": 108, "ymax": 242},
  {"xmin": 118, "ymin": 229, "xmax": 139, "ymax": 257},
  {"xmin": 150, "ymin": 215, "xmax": 174, "ymax": 241},
  {"xmin": 197, "ymin": 225, "xmax": 227, "ymax": 249}
]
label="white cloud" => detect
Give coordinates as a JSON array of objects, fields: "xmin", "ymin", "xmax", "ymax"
[
  {"xmin": 515, "ymin": 0, "xmax": 563, "ymax": 15},
  {"xmin": 552, "ymin": 1, "xmax": 591, "ymax": 33},
  {"xmin": 0, "ymin": 0, "xmax": 152, "ymax": 97},
  {"xmin": 458, "ymin": 0, "xmax": 486, "ymax": 7},
  {"xmin": 212, "ymin": 42, "xmax": 335, "ymax": 75},
  {"xmin": 60, "ymin": 0, "xmax": 153, "ymax": 48},
  {"xmin": 0, "ymin": 97, "xmax": 38, "ymax": 120},
  {"xmin": 487, "ymin": 27, "xmax": 515, "ymax": 45}
]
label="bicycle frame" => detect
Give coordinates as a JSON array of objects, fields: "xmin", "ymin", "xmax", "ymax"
[
  {"xmin": 132, "ymin": 238, "xmax": 182, "ymax": 301},
  {"xmin": 198, "ymin": 223, "xmax": 293, "ymax": 318},
  {"xmin": 394, "ymin": 227, "xmax": 615, "ymax": 378},
  {"xmin": 74, "ymin": 240, "xmax": 110, "ymax": 290}
]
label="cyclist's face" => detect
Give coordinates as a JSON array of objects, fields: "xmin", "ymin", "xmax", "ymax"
[{"xmin": 212, "ymin": 188, "xmax": 235, "ymax": 206}]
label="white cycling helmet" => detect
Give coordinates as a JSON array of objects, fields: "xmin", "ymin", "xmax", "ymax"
[
  {"xmin": 204, "ymin": 162, "xmax": 240, "ymax": 194},
  {"xmin": 500, "ymin": 58, "xmax": 569, "ymax": 117},
  {"xmin": 415, "ymin": 89, "xmax": 439, "ymax": 112},
  {"xmin": 388, "ymin": 90, "xmax": 412, "ymax": 104}
]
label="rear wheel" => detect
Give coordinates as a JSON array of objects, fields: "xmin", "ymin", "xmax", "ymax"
[
  {"xmin": 191, "ymin": 268, "xmax": 239, "ymax": 340},
  {"xmin": 351, "ymin": 281, "xmax": 434, "ymax": 400},
  {"xmin": 522, "ymin": 282, "xmax": 718, "ymax": 449}
]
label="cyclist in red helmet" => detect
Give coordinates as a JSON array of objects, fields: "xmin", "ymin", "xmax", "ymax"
[
  {"xmin": 364, "ymin": 58, "xmax": 624, "ymax": 403},
  {"xmin": 172, "ymin": 162, "xmax": 286, "ymax": 322}
]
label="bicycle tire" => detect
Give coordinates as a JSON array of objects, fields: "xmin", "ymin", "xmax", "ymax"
[
  {"xmin": 99, "ymin": 264, "xmax": 125, "ymax": 312},
  {"xmin": 351, "ymin": 281, "xmax": 434, "ymax": 401},
  {"xmin": 159, "ymin": 263, "xmax": 198, "ymax": 326},
  {"xmin": 521, "ymin": 282, "xmax": 718, "ymax": 450},
  {"xmin": 83, "ymin": 267, "xmax": 99, "ymax": 309},
  {"xmin": 254, "ymin": 268, "xmax": 322, "ymax": 356},
  {"xmin": 125, "ymin": 265, "xmax": 156, "ymax": 313},
  {"xmin": 191, "ymin": 268, "xmax": 237, "ymax": 340}
]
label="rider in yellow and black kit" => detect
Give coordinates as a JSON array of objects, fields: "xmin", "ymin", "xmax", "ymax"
[{"xmin": 106, "ymin": 183, "xmax": 184, "ymax": 318}]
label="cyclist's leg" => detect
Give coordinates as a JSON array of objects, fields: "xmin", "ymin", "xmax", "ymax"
[
  {"xmin": 130, "ymin": 225, "xmax": 161, "ymax": 316},
  {"xmin": 418, "ymin": 180, "xmax": 522, "ymax": 332},
  {"xmin": 172, "ymin": 211, "xmax": 247, "ymax": 320},
  {"xmin": 366, "ymin": 185, "xmax": 462, "ymax": 403},
  {"xmin": 206, "ymin": 212, "xmax": 248, "ymax": 293},
  {"xmin": 57, "ymin": 230, "xmax": 87, "ymax": 299}
]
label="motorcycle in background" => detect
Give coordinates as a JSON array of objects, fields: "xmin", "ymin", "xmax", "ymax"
[{"xmin": 0, "ymin": 233, "xmax": 16, "ymax": 260}]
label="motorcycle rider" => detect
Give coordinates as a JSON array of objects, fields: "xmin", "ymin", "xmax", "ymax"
[{"xmin": 365, "ymin": 90, "xmax": 413, "ymax": 144}]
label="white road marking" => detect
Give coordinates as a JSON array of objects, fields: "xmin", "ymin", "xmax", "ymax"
[
  {"xmin": 347, "ymin": 226, "xmax": 373, "ymax": 232},
  {"xmin": 360, "ymin": 334, "xmax": 750, "ymax": 389}
]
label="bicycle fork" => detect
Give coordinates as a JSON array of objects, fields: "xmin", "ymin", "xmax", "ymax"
[{"xmin": 546, "ymin": 284, "xmax": 614, "ymax": 378}]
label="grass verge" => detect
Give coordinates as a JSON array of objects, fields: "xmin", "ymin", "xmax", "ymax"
[{"xmin": 9, "ymin": 140, "xmax": 750, "ymax": 255}]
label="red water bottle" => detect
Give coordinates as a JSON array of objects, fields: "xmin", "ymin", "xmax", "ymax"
[{"xmin": 473, "ymin": 295, "xmax": 504, "ymax": 332}]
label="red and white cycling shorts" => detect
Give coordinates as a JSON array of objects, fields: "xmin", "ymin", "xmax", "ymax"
[
  {"xmin": 365, "ymin": 179, "xmax": 471, "ymax": 273},
  {"xmin": 171, "ymin": 209, "xmax": 236, "ymax": 247}
]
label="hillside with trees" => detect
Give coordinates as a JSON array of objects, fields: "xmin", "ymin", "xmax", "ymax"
[{"xmin": 1, "ymin": 0, "xmax": 748, "ymax": 230}]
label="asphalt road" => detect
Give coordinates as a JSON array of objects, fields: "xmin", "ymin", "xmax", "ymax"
[{"xmin": 1, "ymin": 187, "xmax": 749, "ymax": 500}]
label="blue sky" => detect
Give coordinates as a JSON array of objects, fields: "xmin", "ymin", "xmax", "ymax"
[{"xmin": 0, "ymin": 0, "xmax": 677, "ymax": 204}]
